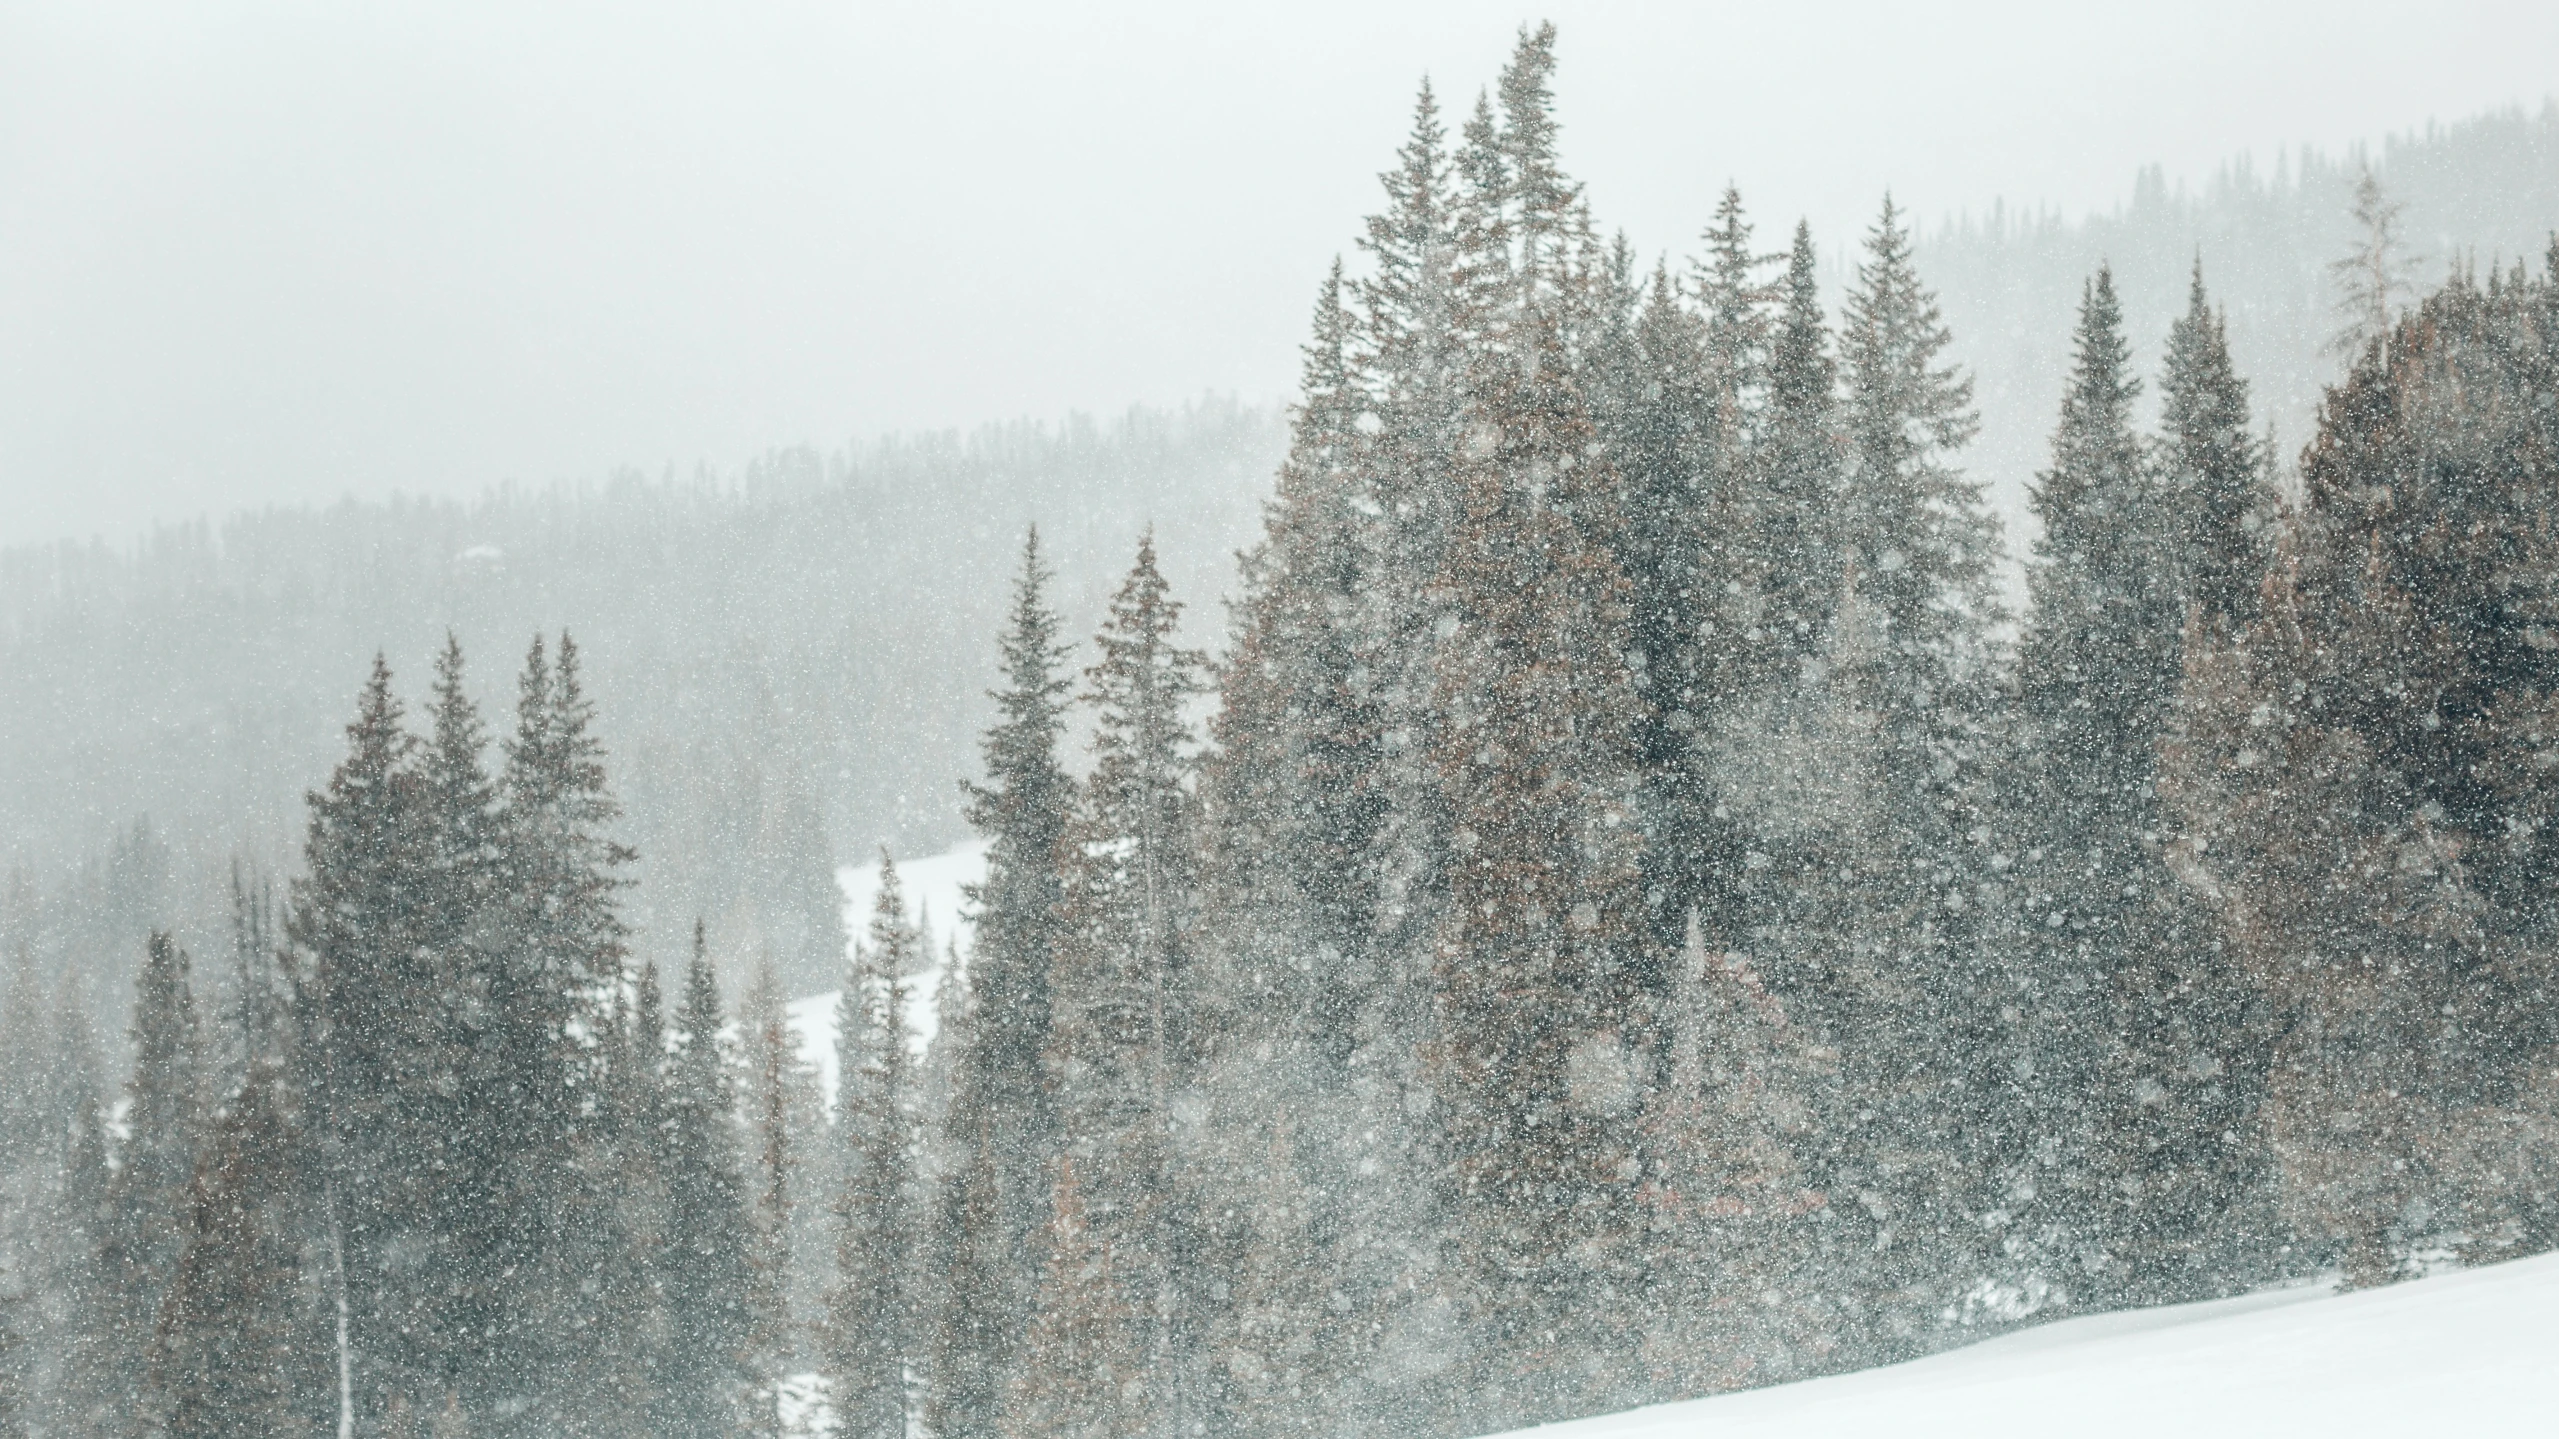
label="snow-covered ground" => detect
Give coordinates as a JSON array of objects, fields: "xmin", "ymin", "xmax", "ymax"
[
  {"xmin": 1499, "ymin": 1251, "xmax": 2559, "ymax": 1439},
  {"xmin": 784, "ymin": 841, "xmax": 990, "ymax": 1111}
]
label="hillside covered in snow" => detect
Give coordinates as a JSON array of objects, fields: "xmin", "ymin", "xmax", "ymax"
[{"xmin": 1493, "ymin": 1253, "xmax": 2559, "ymax": 1439}]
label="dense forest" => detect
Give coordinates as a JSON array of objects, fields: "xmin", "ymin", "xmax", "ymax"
[
  {"xmin": 5, "ymin": 22, "xmax": 2559, "ymax": 1439},
  {"xmin": 0, "ymin": 403, "xmax": 1281, "ymax": 1012},
  {"xmin": 6, "ymin": 98, "xmax": 2554, "ymax": 1041}
]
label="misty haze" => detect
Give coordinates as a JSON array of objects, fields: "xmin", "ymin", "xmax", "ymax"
[{"xmin": 4, "ymin": 5, "xmax": 2558, "ymax": 1437}]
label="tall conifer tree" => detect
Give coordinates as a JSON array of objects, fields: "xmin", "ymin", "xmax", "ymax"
[
  {"xmin": 662, "ymin": 924, "xmax": 754, "ymax": 1437},
  {"xmin": 828, "ymin": 855, "xmax": 922, "ymax": 1439},
  {"xmin": 936, "ymin": 530, "xmax": 1077, "ymax": 1439},
  {"xmin": 1825, "ymin": 196, "xmax": 2010, "ymax": 1332},
  {"xmin": 92, "ymin": 932, "xmax": 206, "ymax": 1419}
]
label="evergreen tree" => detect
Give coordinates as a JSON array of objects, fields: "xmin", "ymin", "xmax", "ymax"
[
  {"xmin": 2327, "ymin": 166, "xmax": 2420, "ymax": 356},
  {"xmin": 2009, "ymin": 266, "xmax": 2223, "ymax": 1305},
  {"xmin": 1038, "ymin": 534, "xmax": 1208, "ymax": 1436},
  {"xmin": 1825, "ymin": 195, "xmax": 2010, "ymax": 1335},
  {"xmin": 1755, "ymin": 220, "xmax": 1845, "ymax": 670},
  {"xmin": 419, "ymin": 636, "xmax": 514, "ymax": 1425},
  {"xmin": 1191, "ymin": 267, "xmax": 1378, "ymax": 1436},
  {"xmin": 936, "ymin": 530, "xmax": 1077, "ymax": 1439},
  {"xmin": 738, "ymin": 955, "xmax": 804, "ymax": 1436},
  {"xmin": 1424, "ymin": 297, "xmax": 1654, "ymax": 1430},
  {"xmin": 144, "ymin": 1060, "xmax": 331, "ymax": 1439},
  {"xmin": 92, "ymin": 932, "xmax": 207, "ymax": 1420},
  {"xmin": 48, "ymin": 980, "xmax": 117, "ymax": 1439},
  {"xmin": 827, "ymin": 855, "xmax": 922, "ymax": 1439},
  {"xmin": 1205, "ymin": 262, "xmax": 1384, "ymax": 1072},
  {"xmin": 2158, "ymin": 262, "xmax": 2278, "ymax": 629},
  {"xmin": 284, "ymin": 654, "xmax": 440, "ymax": 1428},
  {"xmin": 662, "ymin": 924, "xmax": 754, "ymax": 1438},
  {"xmin": 2165, "ymin": 259, "xmax": 2559, "ymax": 1286},
  {"xmin": 1610, "ymin": 259, "xmax": 1724, "ymax": 956}
]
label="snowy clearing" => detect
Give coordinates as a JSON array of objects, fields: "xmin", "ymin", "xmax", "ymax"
[
  {"xmin": 1495, "ymin": 1252, "xmax": 2559, "ymax": 1439},
  {"xmin": 786, "ymin": 841, "xmax": 991, "ymax": 1110}
]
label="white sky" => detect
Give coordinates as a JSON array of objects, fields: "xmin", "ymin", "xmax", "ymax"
[{"xmin": 2, "ymin": 1, "xmax": 2552, "ymax": 550}]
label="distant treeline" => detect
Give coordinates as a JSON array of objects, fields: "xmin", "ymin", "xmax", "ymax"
[{"xmin": 0, "ymin": 401, "xmax": 1284, "ymax": 1013}]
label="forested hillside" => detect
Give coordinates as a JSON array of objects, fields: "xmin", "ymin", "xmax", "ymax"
[
  {"xmin": 1929, "ymin": 100, "xmax": 2559, "ymax": 548},
  {"xmin": 0, "ymin": 21, "xmax": 2555, "ymax": 1439},
  {"xmin": 0, "ymin": 402, "xmax": 1280, "ymax": 1008}
]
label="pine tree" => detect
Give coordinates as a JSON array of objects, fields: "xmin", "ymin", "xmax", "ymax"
[
  {"xmin": 48, "ymin": 979, "xmax": 118, "ymax": 1439},
  {"xmin": 936, "ymin": 530, "xmax": 1077, "ymax": 1439},
  {"xmin": 1191, "ymin": 268, "xmax": 1381, "ymax": 1437},
  {"xmin": 2327, "ymin": 166, "xmax": 2419, "ymax": 356},
  {"xmin": 1756, "ymin": 220, "xmax": 1845, "ymax": 666},
  {"xmin": 285, "ymin": 654, "xmax": 441, "ymax": 1428},
  {"xmin": 1330, "ymin": 80, "xmax": 1478, "ymax": 1425},
  {"xmin": 91, "ymin": 932, "xmax": 208, "ymax": 1420},
  {"xmin": 501, "ymin": 633, "xmax": 648, "ymax": 1432},
  {"xmin": 662, "ymin": 924, "xmax": 754, "ymax": 1438},
  {"xmin": 738, "ymin": 955, "xmax": 804, "ymax": 1436},
  {"xmin": 2158, "ymin": 262, "xmax": 2278, "ymax": 629},
  {"xmin": 1041, "ymin": 533, "xmax": 1208, "ymax": 1436},
  {"xmin": 2009, "ymin": 266, "xmax": 2214, "ymax": 1304},
  {"xmin": 1425, "ymin": 296, "xmax": 1654, "ymax": 1429},
  {"xmin": 827, "ymin": 854, "xmax": 922, "ymax": 1439},
  {"xmin": 1205, "ymin": 262, "xmax": 1385, "ymax": 1070},
  {"xmin": 419, "ymin": 636, "xmax": 513, "ymax": 1423},
  {"xmin": 1610, "ymin": 259, "xmax": 1724, "ymax": 955},
  {"xmin": 1826, "ymin": 195, "xmax": 2010, "ymax": 1335},
  {"xmin": 144, "ymin": 1060, "xmax": 331, "ymax": 1439},
  {"xmin": 2165, "ymin": 260, "xmax": 2559, "ymax": 1286}
]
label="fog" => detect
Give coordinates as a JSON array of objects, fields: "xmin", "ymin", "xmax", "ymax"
[{"xmin": 3, "ymin": 0, "xmax": 2552, "ymax": 549}]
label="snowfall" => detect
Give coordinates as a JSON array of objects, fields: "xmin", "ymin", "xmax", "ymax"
[{"xmin": 804, "ymin": 846, "xmax": 2559, "ymax": 1437}]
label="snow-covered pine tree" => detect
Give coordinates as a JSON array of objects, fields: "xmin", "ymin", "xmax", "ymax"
[
  {"xmin": 2327, "ymin": 167, "xmax": 2421, "ymax": 358},
  {"xmin": 34, "ymin": 977, "xmax": 113, "ymax": 1439},
  {"xmin": 2158, "ymin": 262, "xmax": 2279, "ymax": 632},
  {"xmin": 142, "ymin": 1059, "xmax": 332, "ymax": 1439},
  {"xmin": 416, "ymin": 636, "xmax": 513, "ymax": 1419},
  {"xmin": 738, "ymin": 953, "xmax": 804, "ymax": 1437},
  {"xmin": 1042, "ymin": 532, "xmax": 1208, "ymax": 1436},
  {"xmin": 1188, "ymin": 266, "xmax": 1376, "ymax": 1434},
  {"xmin": 498, "ymin": 633, "xmax": 650, "ymax": 1432},
  {"xmin": 827, "ymin": 853, "xmax": 922, "ymax": 1439},
  {"xmin": 2165, "ymin": 256, "xmax": 2559, "ymax": 1287},
  {"xmin": 1328, "ymin": 80, "xmax": 1478, "ymax": 1424},
  {"xmin": 1424, "ymin": 289, "xmax": 1654, "ymax": 1430},
  {"xmin": 284, "ymin": 654, "xmax": 441, "ymax": 1429},
  {"xmin": 936, "ymin": 529, "xmax": 1077, "ymax": 1439},
  {"xmin": 1757, "ymin": 221, "xmax": 1845, "ymax": 651},
  {"xmin": 2079, "ymin": 263, "xmax": 2281, "ymax": 1304},
  {"xmin": 1609, "ymin": 259, "xmax": 1725, "ymax": 958},
  {"xmin": 661, "ymin": 923, "xmax": 754, "ymax": 1438},
  {"xmin": 1825, "ymin": 195, "xmax": 2010, "ymax": 1337},
  {"xmin": 1634, "ymin": 911, "xmax": 1826, "ymax": 1399},
  {"xmin": 88, "ymin": 931, "xmax": 206, "ymax": 1421},
  {"xmin": 1205, "ymin": 261, "xmax": 1382, "ymax": 1072},
  {"xmin": 2009, "ymin": 266, "xmax": 2220, "ymax": 1305}
]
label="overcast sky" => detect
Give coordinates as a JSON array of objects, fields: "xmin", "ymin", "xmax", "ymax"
[{"xmin": 2, "ymin": 1, "xmax": 2552, "ymax": 550}]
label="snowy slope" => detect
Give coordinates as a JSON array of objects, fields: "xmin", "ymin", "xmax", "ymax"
[
  {"xmin": 784, "ymin": 841, "xmax": 990, "ymax": 1111},
  {"xmin": 1499, "ymin": 1252, "xmax": 2559, "ymax": 1439}
]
